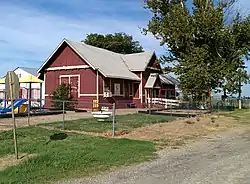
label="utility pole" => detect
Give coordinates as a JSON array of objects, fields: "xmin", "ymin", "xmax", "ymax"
[{"xmin": 238, "ymin": 69, "xmax": 242, "ymax": 110}]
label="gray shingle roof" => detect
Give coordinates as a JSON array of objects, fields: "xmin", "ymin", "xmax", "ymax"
[
  {"xmin": 122, "ymin": 52, "xmax": 155, "ymax": 71},
  {"xmin": 145, "ymin": 73, "xmax": 179, "ymax": 89},
  {"xmin": 38, "ymin": 39, "xmax": 157, "ymax": 81},
  {"xmin": 159, "ymin": 73, "xmax": 180, "ymax": 85},
  {"xmin": 18, "ymin": 67, "xmax": 38, "ymax": 77},
  {"xmin": 66, "ymin": 39, "xmax": 140, "ymax": 81}
]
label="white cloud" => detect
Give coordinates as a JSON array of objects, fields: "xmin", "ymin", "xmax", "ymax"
[
  {"xmin": 0, "ymin": 2, "xmax": 164, "ymax": 77},
  {"xmin": 236, "ymin": 0, "xmax": 250, "ymax": 15}
]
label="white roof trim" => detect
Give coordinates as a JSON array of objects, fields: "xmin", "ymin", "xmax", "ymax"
[
  {"xmin": 38, "ymin": 39, "xmax": 151, "ymax": 80},
  {"xmin": 38, "ymin": 39, "xmax": 99, "ymax": 74},
  {"xmin": 65, "ymin": 39, "xmax": 97, "ymax": 71},
  {"xmin": 38, "ymin": 39, "xmax": 66, "ymax": 73},
  {"xmin": 146, "ymin": 66, "xmax": 161, "ymax": 71},
  {"xmin": 46, "ymin": 65, "xmax": 90, "ymax": 71},
  {"xmin": 106, "ymin": 75, "xmax": 140, "ymax": 81},
  {"xmin": 145, "ymin": 73, "xmax": 159, "ymax": 88},
  {"xmin": 143, "ymin": 52, "xmax": 156, "ymax": 71}
]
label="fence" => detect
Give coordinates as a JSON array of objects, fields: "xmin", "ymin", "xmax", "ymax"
[
  {"xmin": 146, "ymin": 96, "xmax": 250, "ymax": 112},
  {"xmin": 50, "ymin": 100, "xmax": 117, "ymax": 136},
  {"xmin": 2, "ymin": 96, "xmax": 248, "ymax": 136},
  {"xmin": 147, "ymin": 98, "xmax": 180, "ymax": 108}
]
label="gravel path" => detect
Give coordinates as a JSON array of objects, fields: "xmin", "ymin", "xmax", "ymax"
[{"xmin": 62, "ymin": 127, "xmax": 250, "ymax": 184}]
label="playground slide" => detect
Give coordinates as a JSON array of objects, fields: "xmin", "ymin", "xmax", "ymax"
[{"xmin": 0, "ymin": 99, "xmax": 27, "ymax": 114}]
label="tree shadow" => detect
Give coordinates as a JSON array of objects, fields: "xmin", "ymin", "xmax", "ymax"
[
  {"xmin": 50, "ymin": 133, "xmax": 68, "ymax": 141},
  {"xmin": 46, "ymin": 133, "xmax": 68, "ymax": 144}
]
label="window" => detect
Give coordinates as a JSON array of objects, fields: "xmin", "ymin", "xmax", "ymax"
[
  {"xmin": 104, "ymin": 85, "xmax": 110, "ymax": 92},
  {"xmin": 114, "ymin": 83, "xmax": 120, "ymax": 95}
]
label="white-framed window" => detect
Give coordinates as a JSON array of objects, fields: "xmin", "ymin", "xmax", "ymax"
[
  {"xmin": 114, "ymin": 83, "xmax": 120, "ymax": 95},
  {"xmin": 59, "ymin": 75, "xmax": 80, "ymax": 98}
]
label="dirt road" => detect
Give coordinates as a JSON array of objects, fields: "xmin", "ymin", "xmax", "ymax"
[{"xmin": 63, "ymin": 126, "xmax": 250, "ymax": 184}]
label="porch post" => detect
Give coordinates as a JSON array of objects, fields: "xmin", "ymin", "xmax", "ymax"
[
  {"xmin": 110, "ymin": 78, "xmax": 112, "ymax": 93},
  {"xmin": 40, "ymin": 82, "xmax": 42, "ymax": 112},
  {"xmin": 96, "ymin": 70, "xmax": 99, "ymax": 102},
  {"xmin": 140, "ymin": 72, "xmax": 143, "ymax": 104},
  {"xmin": 4, "ymin": 90, "xmax": 7, "ymax": 108},
  {"xmin": 151, "ymin": 88, "xmax": 153, "ymax": 106}
]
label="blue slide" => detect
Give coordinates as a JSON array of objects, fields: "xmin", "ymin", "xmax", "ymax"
[{"xmin": 0, "ymin": 99, "xmax": 27, "ymax": 114}]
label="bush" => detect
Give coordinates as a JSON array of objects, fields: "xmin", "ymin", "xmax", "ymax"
[{"xmin": 52, "ymin": 83, "xmax": 77, "ymax": 110}]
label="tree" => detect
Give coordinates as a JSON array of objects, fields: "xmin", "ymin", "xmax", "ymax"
[
  {"xmin": 83, "ymin": 32, "xmax": 144, "ymax": 54},
  {"xmin": 219, "ymin": 68, "xmax": 250, "ymax": 97},
  {"xmin": 52, "ymin": 83, "xmax": 76, "ymax": 110},
  {"xmin": 144, "ymin": 0, "xmax": 250, "ymax": 102}
]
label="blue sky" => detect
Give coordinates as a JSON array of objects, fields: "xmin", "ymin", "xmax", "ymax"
[{"xmin": 0, "ymin": 0, "xmax": 250, "ymax": 95}]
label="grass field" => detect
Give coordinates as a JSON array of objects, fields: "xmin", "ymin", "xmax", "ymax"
[
  {"xmin": 221, "ymin": 109, "xmax": 250, "ymax": 123},
  {"xmin": 41, "ymin": 113, "xmax": 176, "ymax": 133},
  {"xmin": 0, "ymin": 126, "xmax": 156, "ymax": 184}
]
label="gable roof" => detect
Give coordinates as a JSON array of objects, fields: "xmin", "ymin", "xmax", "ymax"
[
  {"xmin": 122, "ymin": 51, "xmax": 155, "ymax": 71},
  {"xmin": 159, "ymin": 73, "xmax": 180, "ymax": 85},
  {"xmin": 38, "ymin": 39, "xmax": 156, "ymax": 81},
  {"xmin": 66, "ymin": 40, "xmax": 140, "ymax": 80},
  {"xmin": 17, "ymin": 67, "xmax": 38, "ymax": 77},
  {"xmin": 0, "ymin": 67, "xmax": 38, "ymax": 79},
  {"xmin": 145, "ymin": 73, "xmax": 159, "ymax": 88}
]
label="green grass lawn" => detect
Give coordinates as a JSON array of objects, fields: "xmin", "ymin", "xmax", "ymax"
[
  {"xmin": 42, "ymin": 113, "xmax": 176, "ymax": 133},
  {"xmin": 221, "ymin": 109, "xmax": 250, "ymax": 123},
  {"xmin": 0, "ymin": 126, "xmax": 156, "ymax": 184}
]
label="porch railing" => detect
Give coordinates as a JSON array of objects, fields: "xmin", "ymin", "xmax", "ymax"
[{"xmin": 147, "ymin": 98, "xmax": 180, "ymax": 108}]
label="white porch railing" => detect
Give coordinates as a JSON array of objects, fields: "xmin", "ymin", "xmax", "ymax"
[{"xmin": 147, "ymin": 98, "xmax": 180, "ymax": 108}]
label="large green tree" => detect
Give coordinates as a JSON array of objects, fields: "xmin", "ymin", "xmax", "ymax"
[
  {"xmin": 83, "ymin": 32, "xmax": 144, "ymax": 54},
  {"xmin": 144, "ymin": 0, "xmax": 250, "ymax": 99}
]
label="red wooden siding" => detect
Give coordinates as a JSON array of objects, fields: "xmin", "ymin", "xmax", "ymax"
[
  {"xmin": 50, "ymin": 44, "xmax": 88, "ymax": 67},
  {"xmin": 45, "ymin": 69, "xmax": 102, "ymax": 96},
  {"xmin": 42, "ymin": 41, "xmax": 175, "ymax": 109}
]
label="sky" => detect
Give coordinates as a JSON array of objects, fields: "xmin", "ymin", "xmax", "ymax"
[{"xmin": 0, "ymin": 0, "xmax": 250, "ymax": 95}]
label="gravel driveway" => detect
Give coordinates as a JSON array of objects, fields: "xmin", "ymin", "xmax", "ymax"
[{"xmin": 62, "ymin": 126, "xmax": 250, "ymax": 184}]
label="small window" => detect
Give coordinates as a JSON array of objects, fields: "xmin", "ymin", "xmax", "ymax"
[
  {"xmin": 114, "ymin": 83, "xmax": 120, "ymax": 95},
  {"xmin": 104, "ymin": 85, "xmax": 110, "ymax": 92}
]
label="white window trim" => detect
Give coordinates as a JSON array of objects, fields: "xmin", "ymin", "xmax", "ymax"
[
  {"xmin": 114, "ymin": 83, "xmax": 121, "ymax": 96},
  {"xmin": 79, "ymin": 94, "xmax": 104, "ymax": 97},
  {"xmin": 112, "ymin": 94, "xmax": 125, "ymax": 97},
  {"xmin": 59, "ymin": 74, "xmax": 80, "ymax": 97},
  {"xmin": 45, "ymin": 94, "xmax": 52, "ymax": 97}
]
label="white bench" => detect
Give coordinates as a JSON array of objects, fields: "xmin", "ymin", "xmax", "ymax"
[{"xmin": 91, "ymin": 107, "xmax": 112, "ymax": 121}]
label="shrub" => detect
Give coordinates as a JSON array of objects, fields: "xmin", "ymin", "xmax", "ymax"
[{"xmin": 52, "ymin": 83, "xmax": 76, "ymax": 110}]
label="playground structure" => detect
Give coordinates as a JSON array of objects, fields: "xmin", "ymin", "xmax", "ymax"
[
  {"xmin": 0, "ymin": 99, "xmax": 27, "ymax": 114},
  {"xmin": 0, "ymin": 74, "xmax": 43, "ymax": 114}
]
